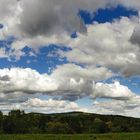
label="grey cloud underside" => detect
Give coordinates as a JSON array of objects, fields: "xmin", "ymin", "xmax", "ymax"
[
  {"xmin": 130, "ymin": 24, "xmax": 140, "ymax": 46},
  {"xmin": 19, "ymin": 0, "xmax": 90, "ymax": 36},
  {"xmin": 1, "ymin": 0, "xmax": 140, "ymax": 37},
  {"xmin": 0, "ymin": 0, "xmax": 119, "ymax": 37},
  {"xmin": 0, "ymin": 76, "xmax": 10, "ymax": 81},
  {"xmin": 14, "ymin": 0, "xmax": 140, "ymax": 37}
]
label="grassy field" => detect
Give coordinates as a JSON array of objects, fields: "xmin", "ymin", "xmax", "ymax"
[{"xmin": 0, "ymin": 133, "xmax": 140, "ymax": 140}]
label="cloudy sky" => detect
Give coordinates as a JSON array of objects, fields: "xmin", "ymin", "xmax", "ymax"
[{"xmin": 0, "ymin": 0, "xmax": 140, "ymax": 117}]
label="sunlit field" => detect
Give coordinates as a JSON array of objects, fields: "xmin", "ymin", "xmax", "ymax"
[{"xmin": 0, "ymin": 133, "xmax": 140, "ymax": 140}]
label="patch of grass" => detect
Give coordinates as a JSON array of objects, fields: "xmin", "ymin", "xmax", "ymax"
[{"xmin": 0, "ymin": 133, "xmax": 140, "ymax": 140}]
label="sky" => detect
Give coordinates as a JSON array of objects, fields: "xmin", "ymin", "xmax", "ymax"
[{"xmin": 0, "ymin": 0, "xmax": 140, "ymax": 118}]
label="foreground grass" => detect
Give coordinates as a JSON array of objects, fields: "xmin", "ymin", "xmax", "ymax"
[{"xmin": 0, "ymin": 133, "xmax": 140, "ymax": 140}]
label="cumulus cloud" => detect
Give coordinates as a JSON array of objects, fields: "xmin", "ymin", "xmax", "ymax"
[
  {"xmin": 93, "ymin": 81, "xmax": 135, "ymax": 100},
  {"xmin": 25, "ymin": 98, "xmax": 79, "ymax": 110},
  {"xmin": 1, "ymin": 0, "xmax": 113, "ymax": 57},
  {"xmin": 8, "ymin": 0, "xmax": 140, "ymax": 38},
  {"xmin": 0, "ymin": 0, "xmax": 109, "ymax": 39},
  {"xmin": 52, "ymin": 64, "xmax": 113, "ymax": 81},
  {"xmin": 0, "ymin": 0, "xmax": 140, "ymax": 69},
  {"xmin": 64, "ymin": 17, "xmax": 140, "ymax": 77},
  {"xmin": 8, "ymin": 17, "xmax": 140, "ymax": 79},
  {"xmin": 0, "ymin": 98, "xmax": 86, "ymax": 114},
  {"xmin": 0, "ymin": 66, "xmax": 136, "ymax": 102},
  {"xmin": 0, "ymin": 67, "xmax": 58, "ymax": 94},
  {"xmin": 3, "ymin": 0, "xmax": 116, "ymax": 36},
  {"xmin": 0, "ymin": 65, "xmax": 113, "ymax": 101},
  {"xmin": 0, "ymin": 66, "xmax": 139, "ymax": 117},
  {"xmin": 9, "ymin": 16, "xmax": 140, "ymax": 77},
  {"xmin": 91, "ymin": 96, "xmax": 140, "ymax": 118}
]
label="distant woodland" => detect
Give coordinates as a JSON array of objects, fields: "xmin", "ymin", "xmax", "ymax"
[{"xmin": 0, "ymin": 110, "xmax": 140, "ymax": 134}]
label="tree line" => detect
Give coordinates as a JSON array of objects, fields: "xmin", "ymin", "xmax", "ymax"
[{"xmin": 0, "ymin": 110, "xmax": 140, "ymax": 134}]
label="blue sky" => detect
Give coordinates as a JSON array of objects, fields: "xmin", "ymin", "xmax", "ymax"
[
  {"xmin": 0, "ymin": 0, "xmax": 140, "ymax": 117},
  {"xmin": 80, "ymin": 5, "xmax": 138, "ymax": 24}
]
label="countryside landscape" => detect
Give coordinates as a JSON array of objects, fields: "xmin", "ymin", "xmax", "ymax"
[
  {"xmin": 0, "ymin": 110, "xmax": 140, "ymax": 139},
  {"xmin": 1, "ymin": 0, "xmax": 140, "ymax": 139}
]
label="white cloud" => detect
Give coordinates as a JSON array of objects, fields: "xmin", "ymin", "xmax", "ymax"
[
  {"xmin": 0, "ymin": 66, "xmax": 136, "ymax": 102},
  {"xmin": 0, "ymin": 67, "xmax": 58, "ymax": 94},
  {"xmin": 0, "ymin": 0, "xmax": 112, "ymax": 38},
  {"xmin": 0, "ymin": 98, "xmax": 87, "ymax": 114},
  {"xmin": 0, "ymin": 0, "xmax": 140, "ymax": 75},
  {"xmin": 93, "ymin": 81, "xmax": 135, "ymax": 100},
  {"xmin": 91, "ymin": 96, "xmax": 140, "ymax": 118},
  {"xmin": 52, "ymin": 64, "xmax": 113, "ymax": 81},
  {"xmin": 0, "ymin": 66, "xmax": 139, "ymax": 117},
  {"xmin": 25, "ymin": 98, "xmax": 79, "ymax": 110},
  {"xmin": 64, "ymin": 17, "xmax": 140, "ymax": 77},
  {"xmin": 88, "ymin": 81, "xmax": 140, "ymax": 117},
  {"xmin": 5, "ymin": 15, "xmax": 140, "ymax": 78},
  {"xmin": 0, "ymin": 64, "xmax": 113, "ymax": 101}
]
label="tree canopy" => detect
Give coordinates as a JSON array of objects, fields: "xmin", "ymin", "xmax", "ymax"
[{"xmin": 0, "ymin": 110, "xmax": 140, "ymax": 134}]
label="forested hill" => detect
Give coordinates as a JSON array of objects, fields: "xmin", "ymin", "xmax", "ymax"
[{"xmin": 0, "ymin": 110, "xmax": 140, "ymax": 134}]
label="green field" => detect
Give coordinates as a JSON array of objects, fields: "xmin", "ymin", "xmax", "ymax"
[{"xmin": 0, "ymin": 133, "xmax": 140, "ymax": 140}]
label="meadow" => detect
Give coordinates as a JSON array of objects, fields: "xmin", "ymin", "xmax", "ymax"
[{"xmin": 0, "ymin": 133, "xmax": 140, "ymax": 140}]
